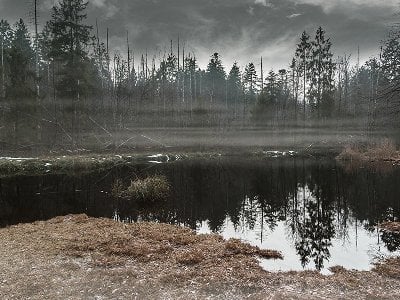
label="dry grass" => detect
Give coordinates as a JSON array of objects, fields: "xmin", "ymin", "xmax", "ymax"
[
  {"xmin": 1, "ymin": 214, "xmax": 400, "ymax": 299},
  {"xmin": 22, "ymin": 215, "xmax": 281, "ymax": 268},
  {"xmin": 126, "ymin": 175, "xmax": 171, "ymax": 202},
  {"xmin": 337, "ymin": 138, "xmax": 400, "ymax": 162},
  {"xmin": 224, "ymin": 238, "xmax": 282, "ymax": 259},
  {"xmin": 111, "ymin": 175, "xmax": 171, "ymax": 202},
  {"xmin": 373, "ymin": 257, "xmax": 400, "ymax": 279}
]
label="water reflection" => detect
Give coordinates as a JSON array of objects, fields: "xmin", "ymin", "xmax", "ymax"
[{"xmin": 0, "ymin": 158, "xmax": 399, "ymax": 272}]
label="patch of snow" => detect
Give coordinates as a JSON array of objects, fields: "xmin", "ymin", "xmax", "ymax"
[
  {"xmin": 148, "ymin": 154, "xmax": 164, "ymax": 158},
  {"xmin": 0, "ymin": 157, "xmax": 36, "ymax": 161},
  {"xmin": 263, "ymin": 150, "xmax": 297, "ymax": 158}
]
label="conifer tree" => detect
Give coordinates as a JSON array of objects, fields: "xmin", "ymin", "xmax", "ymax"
[
  {"xmin": 294, "ymin": 31, "xmax": 311, "ymax": 121},
  {"xmin": 43, "ymin": 0, "xmax": 93, "ymax": 98},
  {"xmin": 8, "ymin": 19, "xmax": 34, "ymax": 98},
  {"xmin": 227, "ymin": 62, "xmax": 242, "ymax": 113},
  {"xmin": 244, "ymin": 62, "xmax": 257, "ymax": 101},
  {"xmin": 309, "ymin": 27, "xmax": 335, "ymax": 118},
  {"xmin": 0, "ymin": 20, "xmax": 12, "ymax": 99},
  {"xmin": 206, "ymin": 53, "xmax": 226, "ymax": 104}
]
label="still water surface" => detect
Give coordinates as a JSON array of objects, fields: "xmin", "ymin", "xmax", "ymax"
[{"xmin": 0, "ymin": 156, "xmax": 399, "ymax": 273}]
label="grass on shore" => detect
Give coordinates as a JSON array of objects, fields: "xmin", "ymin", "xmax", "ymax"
[
  {"xmin": 336, "ymin": 138, "xmax": 400, "ymax": 162},
  {"xmin": 10, "ymin": 214, "xmax": 283, "ymax": 268},
  {"xmin": 0, "ymin": 155, "xmax": 132, "ymax": 177}
]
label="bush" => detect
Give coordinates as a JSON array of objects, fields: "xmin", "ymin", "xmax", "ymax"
[
  {"xmin": 337, "ymin": 138, "xmax": 399, "ymax": 161},
  {"xmin": 366, "ymin": 138, "xmax": 397, "ymax": 160},
  {"xmin": 126, "ymin": 175, "xmax": 171, "ymax": 202}
]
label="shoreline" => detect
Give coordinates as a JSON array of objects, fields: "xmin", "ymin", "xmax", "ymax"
[{"xmin": 1, "ymin": 214, "xmax": 399, "ymax": 299}]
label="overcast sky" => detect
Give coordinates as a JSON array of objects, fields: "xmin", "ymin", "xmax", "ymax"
[{"xmin": 0, "ymin": 0, "xmax": 398, "ymax": 72}]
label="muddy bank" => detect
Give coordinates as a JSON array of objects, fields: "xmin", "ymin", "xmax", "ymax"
[{"xmin": 0, "ymin": 215, "xmax": 399, "ymax": 299}]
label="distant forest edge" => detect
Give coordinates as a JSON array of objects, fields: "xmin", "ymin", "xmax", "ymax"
[{"xmin": 0, "ymin": 0, "xmax": 399, "ymax": 149}]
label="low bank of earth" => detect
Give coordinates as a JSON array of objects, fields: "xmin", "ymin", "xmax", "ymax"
[{"xmin": 0, "ymin": 215, "xmax": 399, "ymax": 299}]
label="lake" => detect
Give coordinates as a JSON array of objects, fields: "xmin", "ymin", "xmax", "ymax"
[{"xmin": 1, "ymin": 155, "xmax": 399, "ymax": 274}]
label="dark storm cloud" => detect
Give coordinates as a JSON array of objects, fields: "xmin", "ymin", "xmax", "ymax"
[{"xmin": 0, "ymin": 0, "xmax": 398, "ymax": 71}]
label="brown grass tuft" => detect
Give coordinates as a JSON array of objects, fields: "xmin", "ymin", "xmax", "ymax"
[
  {"xmin": 224, "ymin": 238, "xmax": 283, "ymax": 259},
  {"xmin": 176, "ymin": 249, "xmax": 205, "ymax": 265},
  {"xmin": 336, "ymin": 145, "xmax": 366, "ymax": 161},
  {"xmin": 366, "ymin": 138, "xmax": 397, "ymax": 160},
  {"xmin": 373, "ymin": 257, "xmax": 400, "ymax": 279},
  {"xmin": 337, "ymin": 138, "xmax": 399, "ymax": 162},
  {"xmin": 126, "ymin": 175, "xmax": 171, "ymax": 202},
  {"xmin": 329, "ymin": 265, "xmax": 347, "ymax": 273}
]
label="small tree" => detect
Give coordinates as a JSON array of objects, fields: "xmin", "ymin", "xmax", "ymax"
[
  {"xmin": 0, "ymin": 20, "xmax": 12, "ymax": 99},
  {"xmin": 294, "ymin": 31, "xmax": 312, "ymax": 122},
  {"xmin": 205, "ymin": 53, "xmax": 226, "ymax": 105},
  {"xmin": 308, "ymin": 27, "xmax": 335, "ymax": 118},
  {"xmin": 227, "ymin": 62, "xmax": 242, "ymax": 115}
]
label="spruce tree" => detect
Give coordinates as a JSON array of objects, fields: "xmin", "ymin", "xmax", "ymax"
[
  {"xmin": 294, "ymin": 31, "xmax": 311, "ymax": 122},
  {"xmin": 206, "ymin": 53, "xmax": 226, "ymax": 104},
  {"xmin": 0, "ymin": 20, "xmax": 12, "ymax": 98},
  {"xmin": 44, "ymin": 0, "xmax": 93, "ymax": 98},
  {"xmin": 244, "ymin": 62, "xmax": 257, "ymax": 101},
  {"xmin": 227, "ymin": 62, "xmax": 241, "ymax": 111},
  {"xmin": 309, "ymin": 27, "xmax": 335, "ymax": 118},
  {"xmin": 8, "ymin": 19, "xmax": 34, "ymax": 98}
]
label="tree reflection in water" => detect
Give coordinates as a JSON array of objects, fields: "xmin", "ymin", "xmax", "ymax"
[{"xmin": 0, "ymin": 158, "xmax": 399, "ymax": 271}]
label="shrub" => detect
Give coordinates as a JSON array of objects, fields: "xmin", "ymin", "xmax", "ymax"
[
  {"xmin": 337, "ymin": 138, "xmax": 399, "ymax": 161},
  {"xmin": 126, "ymin": 175, "xmax": 171, "ymax": 202},
  {"xmin": 366, "ymin": 138, "xmax": 397, "ymax": 160}
]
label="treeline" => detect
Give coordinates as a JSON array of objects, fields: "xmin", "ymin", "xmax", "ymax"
[{"xmin": 0, "ymin": 0, "xmax": 399, "ymax": 149}]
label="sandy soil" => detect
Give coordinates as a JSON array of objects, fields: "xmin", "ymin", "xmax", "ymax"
[{"xmin": 0, "ymin": 214, "xmax": 399, "ymax": 299}]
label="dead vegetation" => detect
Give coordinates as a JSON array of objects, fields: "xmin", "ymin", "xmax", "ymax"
[
  {"xmin": 337, "ymin": 138, "xmax": 400, "ymax": 162},
  {"xmin": 373, "ymin": 257, "xmax": 400, "ymax": 279},
  {"xmin": 111, "ymin": 175, "xmax": 171, "ymax": 202},
  {"xmin": 22, "ymin": 214, "xmax": 282, "ymax": 266},
  {"xmin": 126, "ymin": 175, "xmax": 171, "ymax": 202},
  {"xmin": 0, "ymin": 214, "xmax": 399, "ymax": 299}
]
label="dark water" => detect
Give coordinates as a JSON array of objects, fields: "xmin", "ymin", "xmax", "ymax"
[{"xmin": 1, "ymin": 156, "xmax": 399, "ymax": 273}]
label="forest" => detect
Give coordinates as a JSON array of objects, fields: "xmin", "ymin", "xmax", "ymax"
[{"xmin": 0, "ymin": 0, "xmax": 400, "ymax": 150}]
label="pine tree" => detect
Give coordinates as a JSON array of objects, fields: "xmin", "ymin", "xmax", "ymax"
[
  {"xmin": 309, "ymin": 27, "xmax": 335, "ymax": 118},
  {"xmin": 294, "ymin": 31, "xmax": 311, "ymax": 122},
  {"xmin": 0, "ymin": 20, "xmax": 12, "ymax": 99},
  {"xmin": 244, "ymin": 62, "xmax": 257, "ymax": 100},
  {"xmin": 253, "ymin": 70, "xmax": 278, "ymax": 123},
  {"xmin": 8, "ymin": 19, "xmax": 34, "ymax": 98},
  {"xmin": 44, "ymin": 0, "xmax": 93, "ymax": 98},
  {"xmin": 206, "ymin": 53, "xmax": 226, "ymax": 104},
  {"xmin": 7, "ymin": 19, "xmax": 35, "ymax": 146},
  {"xmin": 227, "ymin": 62, "xmax": 241, "ymax": 113}
]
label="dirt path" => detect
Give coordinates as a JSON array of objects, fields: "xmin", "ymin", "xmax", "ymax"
[{"xmin": 0, "ymin": 215, "xmax": 399, "ymax": 299}]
